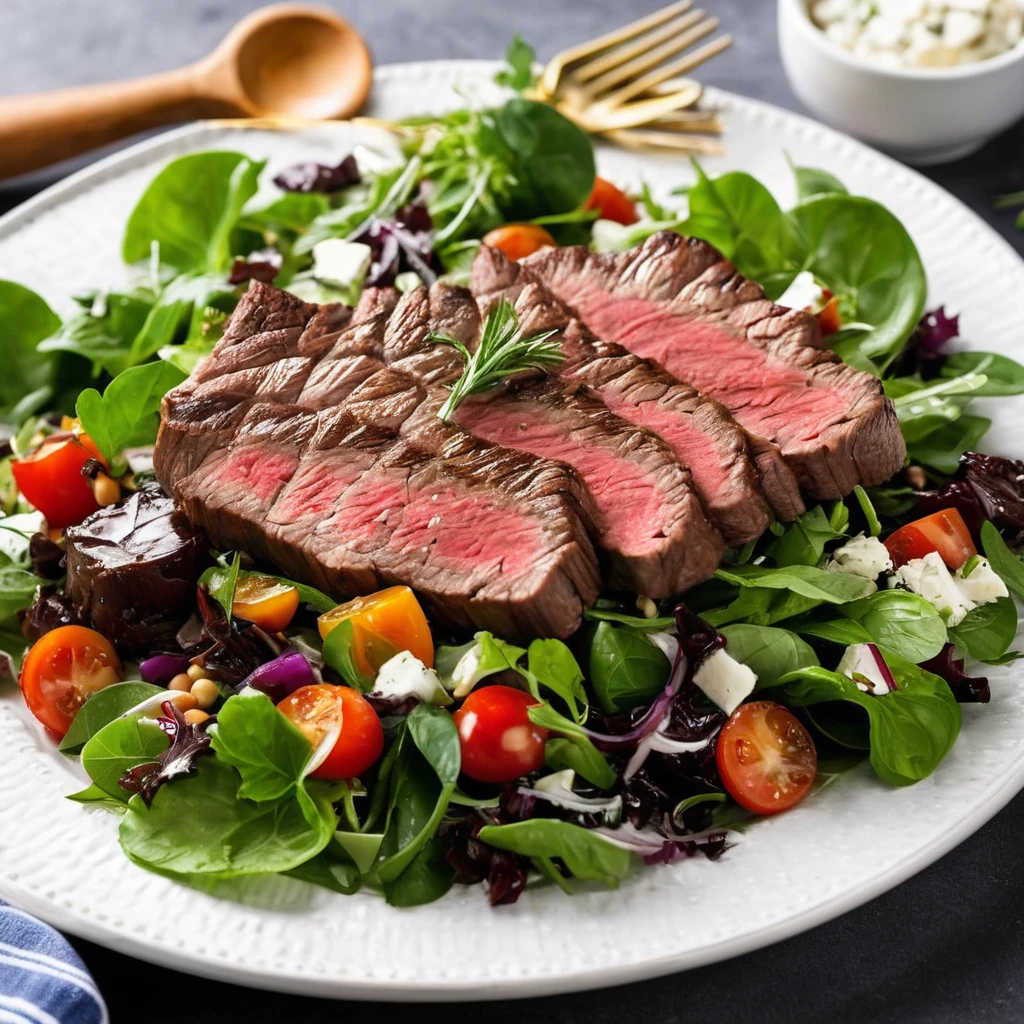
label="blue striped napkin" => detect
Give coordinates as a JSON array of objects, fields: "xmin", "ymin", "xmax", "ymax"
[{"xmin": 0, "ymin": 902, "xmax": 107, "ymax": 1024}]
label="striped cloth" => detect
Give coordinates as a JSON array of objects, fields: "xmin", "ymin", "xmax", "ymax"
[{"xmin": 0, "ymin": 903, "xmax": 107, "ymax": 1024}]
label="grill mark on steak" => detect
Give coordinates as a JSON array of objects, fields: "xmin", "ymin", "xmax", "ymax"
[
  {"xmin": 524, "ymin": 232, "xmax": 906, "ymax": 499},
  {"xmin": 470, "ymin": 245, "xmax": 791, "ymax": 542}
]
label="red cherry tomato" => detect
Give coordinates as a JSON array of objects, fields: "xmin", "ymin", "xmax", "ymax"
[
  {"xmin": 20, "ymin": 625, "xmax": 123, "ymax": 737},
  {"xmin": 715, "ymin": 701, "xmax": 817, "ymax": 815},
  {"xmin": 11, "ymin": 432, "xmax": 105, "ymax": 529},
  {"xmin": 482, "ymin": 224, "xmax": 557, "ymax": 262},
  {"xmin": 278, "ymin": 684, "xmax": 384, "ymax": 780},
  {"xmin": 584, "ymin": 176, "xmax": 639, "ymax": 225},
  {"xmin": 452, "ymin": 685, "xmax": 548, "ymax": 783},
  {"xmin": 884, "ymin": 508, "xmax": 977, "ymax": 570}
]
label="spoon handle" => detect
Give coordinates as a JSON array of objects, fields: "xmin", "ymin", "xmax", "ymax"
[{"xmin": 0, "ymin": 66, "xmax": 236, "ymax": 180}]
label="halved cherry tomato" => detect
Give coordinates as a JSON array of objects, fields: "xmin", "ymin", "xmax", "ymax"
[
  {"xmin": 816, "ymin": 294, "xmax": 842, "ymax": 336},
  {"xmin": 318, "ymin": 585, "xmax": 433, "ymax": 676},
  {"xmin": 20, "ymin": 625, "xmax": 122, "ymax": 737},
  {"xmin": 12, "ymin": 432, "xmax": 106, "ymax": 529},
  {"xmin": 453, "ymin": 685, "xmax": 548, "ymax": 783},
  {"xmin": 884, "ymin": 507, "xmax": 977, "ymax": 570},
  {"xmin": 584, "ymin": 176, "xmax": 639, "ymax": 225},
  {"xmin": 482, "ymin": 224, "xmax": 557, "ymax": 262},
  {"xmin": 278, "ymin": 683, "xmax": 384, "ymax": 780},
  {"xmin": 232, "ymin": 574, "xmax": 300, "ymax": 632},
  {"xmin": 715, "ymin": 701, "xmax": 817, "ymax": 815}
]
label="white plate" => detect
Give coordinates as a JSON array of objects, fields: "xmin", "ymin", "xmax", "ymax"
[{"xmin": 1, "ymin": 60, "xmax": 1023, "ymax": 1002}]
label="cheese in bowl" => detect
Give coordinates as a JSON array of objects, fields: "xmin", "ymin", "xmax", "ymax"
[{"xmin": 810, "ymin": 0, "xmax": 1024, "ymax": 68}]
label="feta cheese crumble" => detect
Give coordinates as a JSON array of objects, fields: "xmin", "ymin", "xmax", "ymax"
[
  {"xmin": 693, "ymin": 648, "xmax": 758, "ymax": 715},
  {"xmin": 372, "ymin": 651, "xmax": 449, "ymax": 706},
  {"xmin": 809, "ymin": 0, "xmax": 1024, "ymax": 68},
  {"xmin": 827, "ymin": 532, "xmax": 894, "ymax": 580}
]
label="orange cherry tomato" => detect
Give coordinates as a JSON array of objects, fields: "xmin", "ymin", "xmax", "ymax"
[
  {"xmin": 452, "ymin": 685, "xmax": 548, "ymax": 783},
  {"xmin": 278, "ymin": 684, "xmax": 384, "ymax": 780},
  {"xmin": 20, "ymin": 625, "xmax": 123, "ymax": 737},
  {"xmin": 12, "ymin": 432, "xmax": 106, "ymax": 529},
  {"xmin": 715, "ymin": 701, "xmax": 817, "ymax": 815},
  {"xmin": 584, "ymin": 176, "xmax": 639, "ymax": 225},
  {"xmin": 482, "ymin": 224, "xmax": 557, "ymax": 262},
  {"xmin": 318, "ymin": 585, "xmax": 433, "ymax": 676},
  {"xmin": 232, "ymin": 574, "xmax": 300, "ymax": 632},
  {"xmin": 816, "ymin": 295, "xmax": 842, "ymax": 336},
  {"xmin": 884, "ymin": 508, "xmax": 977, "ymax": 570}
]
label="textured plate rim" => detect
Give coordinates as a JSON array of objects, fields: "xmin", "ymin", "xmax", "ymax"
[{"xmin": 0, "ymin": 59, "xmax": 1022, "ymax": 1001}]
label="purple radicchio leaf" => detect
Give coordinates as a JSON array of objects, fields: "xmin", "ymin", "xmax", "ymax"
[
  {"xmin": 890, "ymin": 306, "xmax": 962, "ymax": 378},
  {"xmin": 354, "ymin": 202, "xmax": 437, "ymax": 288},
  {"xmin": 229, "ymin": 247, "xmax": 283, "ymax": 286},
  {"xmin": 921, "ymin": 643, "xmax": 991, "ymax": 704},
  {"xmin": 273, "ymin": 155, "xmax": 361, "ymax": 194},
  {"xmin": 118, "ymin": 700, "xmax": 213, "ymax": 805}
]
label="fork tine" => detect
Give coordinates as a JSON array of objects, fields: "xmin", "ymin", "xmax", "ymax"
[
  {"xmin": 594, "ymin": 32, "xmax": 732, "ymax": 109},
  {"xmin": 571, "ymin": 9, "xmax": 704, "ymax": 86},
  {"xmin": 573, "ymin": 85, "xmax": 704, "ymax": 132},
  {"xmin": 537, "ymin": 0, "xmax": 694, "ymax": 97},
  {"xmin": 601, "ymin": 127, "xmax": 726, "ymax": 154}
]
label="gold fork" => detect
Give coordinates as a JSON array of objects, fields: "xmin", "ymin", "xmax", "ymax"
[{"xmin": 530, "ymin": 1, "xmax": 730, "ymax": 153}]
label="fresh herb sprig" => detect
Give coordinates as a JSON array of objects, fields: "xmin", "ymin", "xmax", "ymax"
[{"xmin": 430, "ymin": 299, "xmax": 563, "ymax": 422}]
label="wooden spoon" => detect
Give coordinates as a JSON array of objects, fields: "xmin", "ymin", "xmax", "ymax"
[{"xmin": 0, "ymin": 4, "xmax": 373, "ymax": 181}]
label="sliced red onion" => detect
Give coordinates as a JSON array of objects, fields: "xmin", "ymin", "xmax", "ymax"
[
  {"xmin": 622, "ymin": 723, "xmax": 717, "ymax": 782},
  {"xmin": 139, "ymin": 653, "xmax": 191, "ymax": 686},
  {"xmin": 516, "ymin": 783, "xmax": 624, "ymax": 821},
  {"xmin": 836, "ymin": 643, "xmax": 897, "ymax": 695},
  {"xmin": 591, "ymin": 822, "xmax": 673, "ymax": 854},
  {"xmin": 240, "ymin": 650, "xmax": 316, "ymax": 703}
]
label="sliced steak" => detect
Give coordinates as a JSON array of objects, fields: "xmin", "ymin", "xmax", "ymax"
[
  {"xmin": 524, "ymin": 233, "xmax": 906, "ymax": 499},
  {"xmin": 155, "ymin": 283, "xmax": 600, "ymax": 640},
  {"xmin": 370, "ymin": 283, "xmax": 725, "ymax": 596},
  {"xmin": 471, "ymin": 246, "xmax": 789, "ymax": 542}
]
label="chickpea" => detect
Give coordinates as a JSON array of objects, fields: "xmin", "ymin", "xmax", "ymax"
[
  {"xmin": 183, "ymin": 709, "xmax": 210, "ymax": 726},
  {"xmin": 93, "ymin": 473, "xmax": 121, "ymax": 507},
  {"xmin": 190, "ymin": 678, "xmax": 220, "ymax": 710},
  {"xmin": 186, "ymin": 663, "xmax": 208, "ymax": 683},
  {"xmin": 168, "ymin": 673, "xmax": 192, "ymax": 692},
  {"xmin": 169, "ymin": 691, "xmax": 198, "ymax": 713},
  {"xmin": 635, "ymin": 595, "xmax": 658, "ymax": 619}
]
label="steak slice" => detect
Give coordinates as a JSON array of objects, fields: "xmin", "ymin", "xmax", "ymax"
[
  {"xmin": 372, "ymin": 283, "xmax": 726, "ymax": 596},
  {"xmin": 524, "ymin": 233, "xmax": 906, "ymax": 499},
  {"xmin": 155, "ymin": 283, "xmax": 600, "ymax": 640},
  {"xmin": 471, "ymin": 246, "xmax": 789, "ymax": 542}
]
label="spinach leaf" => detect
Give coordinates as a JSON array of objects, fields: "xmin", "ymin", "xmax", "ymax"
[
  {"xmin": 906, "ymin": 414, "xmax": 991, "ymax": 474},
  {"xmin": 494, "ymin": 34, "xmax": 537, "ymax": 92},
  {"xmin": 938, "ymin": 351, "xmax": 1024, "ymax": 397},
  {"xmin": 719, "ymin": 624, "xmax": 819, "ymax": 689},
  {"xmin": 0, "ymin": 280, "xmax": 61, "ymax": 420},
  {"xmin": 209, "ymin": 693, "xmax": 313, "ymax": 801},
  {"xmin": 0, "ymin": 615, "xmax": 28, "ymax": 677},
  {"xmin": 790, "ymin": 194, "xmax": 926, "ymax": 372},
  {"xmin": 479, "ymin": 820, "xmax": 633, "ymax": 887},
  {"xmin": 714, "ymin": 563, "xmax": 876, "ymax": 604},
  {"xmin": 586, "ymin": 621, "xmax": 669, "ymax": 715},
  {"xmin": 119, "ymin": 756, "xmax": 336, "ymax": 877},
  {"xmin": 199, "ymin": 553, "xmax": 242, "ymax": 624},
  {"xmin": 322, "ymin": 618, "xmax": 379, "ymax": 692},
  {"xmin": 81, "ymin": 715, "xmax": 170, "ymax": 800},
  {"xmin": 766, "ymin": 505, "xmax": 846, "ymax": 567},
  {"xmin": 0, "ymin": 564, "xmax": 45, "ymax": 621},
  {"xmin": 283, "ymin": 836, "xmax": 361, "ymax": 895},
  {"xmin": 382, "ymin": 836, "xmax": 456, "ymax": 907},
  {"xmin": 123, "ymin": 152, "xmax": 265, "ymax": 273},
  {"xmin": 524, "ymin": 639, "xmax": 588, "ymax": 722},
  {"xmin": 981, "ymin": 521, "xmax": 1024, "ymax": 599},
  {"xmin": 76, "ymin": 360, "xmax": 186, "ymax": 468},
  {"xmin": 840, "ymin": 590, "xmax": 948, "ymax": 663},
  {"xmin": 528, "ymin": 702, "xmax": 617, "ymax": 789},
  {"xmin": 795, "ymin": 618, "xmax": 873, "ymax": 646},
  {"xmin": 792, "ymin": 165, "xmax": 848, "ymax": 201},
  {"xmin": 375, "ymin": 704, "xmax": 460, "ymax": 884},
  {"xmin": 583, "ymin": 607, "xmax": 676, "ymax": 631},
  {"xmin": 948, "ymin": 597, "xmax": 1018, "ymax": 663},
  {"xmin": 59, "ymin": 682, "xmax": 165, "ymax": 754},
  {"xmin": 777, "ymin": 657, "xmax": 961, "ymax": 786},
  {"xmin": 435, "ymin": 631, "xmax": 525, "ymax": 696}
]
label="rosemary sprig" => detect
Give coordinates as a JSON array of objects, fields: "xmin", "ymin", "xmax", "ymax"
[{"xmin": 430, "ymin": 299, "xmax": 563, "ymax": 422}]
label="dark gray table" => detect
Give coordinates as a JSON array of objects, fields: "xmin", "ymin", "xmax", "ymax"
[{"xmin": 2, "ymin": 2, "xmax": 1022, "ymax": 1020}]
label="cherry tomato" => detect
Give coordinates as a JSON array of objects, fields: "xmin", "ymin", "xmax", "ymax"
[
  {"xmin": 817, "ymin": 295, "xmax": 842, "ymax": 336},
  {"xmin": 12, "ymin": 432, "xmax": 106, "ymax": 529},
  {"xmin": 452, "ymin": 685, "xmax": 548, "ymax": 783},
  {"xmin": 318, "ymin": 585, "xmax": 433, "ymax": 676},
  {"xmin": 20, "ymin": 625, "xmax": 122, "ymax": 737},
  {"xmin": 715, "ymin": 701, "xmax": 817, "ymax": 815},
  {"xmin": 482, "ymin": 224, "xmax": 557, "ymax": 262},
  {"xmin": 278, "ymin": 684, "xmax": 384, "ymax": 780},
  {"xmin": 232, "ymin": 574, "xmax": 300, "ymax": 632},
  {"xmin": 584, "ymin": 176, "xmax": 639, "ymax": 225},
  {"xmin": 884, "ymin": 507, "xmax": 977, "ymax": 570}
]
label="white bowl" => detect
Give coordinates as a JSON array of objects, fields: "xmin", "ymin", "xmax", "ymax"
[{"xmin": 778, "ymin": 0, "xmax": 1024, "ymax": 164}]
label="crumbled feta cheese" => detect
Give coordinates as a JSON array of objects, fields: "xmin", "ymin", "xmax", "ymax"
[
  {"xmin": 591, "ymin": 218, "xmax": 633, "ymax": 254},
  {"xmin": 828, "ymin": 532, "xmax": 893, "ymax": 580},
  {"xmin": 693, "ymin": 648, "xmax": 757, "ymax": 715},
  {"xmin": 777, "ymin": 271, "xmax": 829, "ymax": 314},
  {"xmin": 312, "ymin": 239, "xmax": 372, "ymax": 291},
  {"xmin": 373, "ymin": 651, "xmax": 449, "ymax": 705},
  {"xmin": 944, "ymin": 9, "xmax": 986, "ymax": 46},
  {"xmin": 836, "ymin": 643, "xmax": 896, "ymax": 695},
  {"xmin": 888, "ymin": 551, "xmax": 976, "ymax": 626},
  {"xmin": 954, "ymin": 556, "xmax": 1009, "ymax": 604}
]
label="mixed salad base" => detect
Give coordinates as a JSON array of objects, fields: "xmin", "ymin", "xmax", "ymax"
[{"xmin": 1, "ymin": 42, "xmax": 1024, "ymax": 907}]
